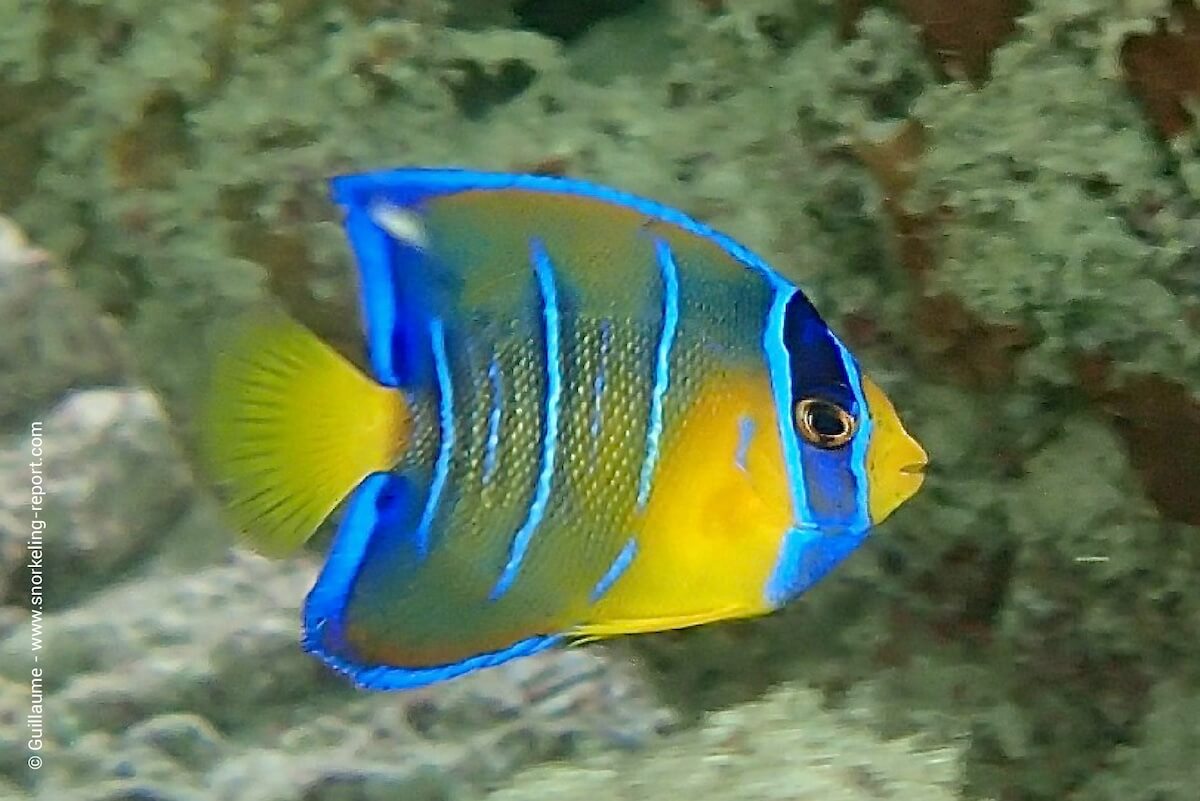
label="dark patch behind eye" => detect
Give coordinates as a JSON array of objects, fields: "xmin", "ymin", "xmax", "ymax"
[{"xmin": 782, "ymin": 291, "xmax": 857, "ymax": 415}]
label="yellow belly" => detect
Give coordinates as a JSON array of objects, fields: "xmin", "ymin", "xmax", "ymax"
[{"xmin": 578, "ymin": 370, "xmax": 793, "ymax": 637}]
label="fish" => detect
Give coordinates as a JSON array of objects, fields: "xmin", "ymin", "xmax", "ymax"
[{"xmin": 202, "ymin": 168, "xmax": 928, "ymax": 690}]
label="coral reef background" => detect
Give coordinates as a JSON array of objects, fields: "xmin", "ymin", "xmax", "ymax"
[{"xmin": 1, "ymin": 1, "xmax": 1199, "ymax": 800}]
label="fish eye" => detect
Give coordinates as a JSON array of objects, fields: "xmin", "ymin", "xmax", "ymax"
[{"xmin": 794, "ymin": 398, "xmax": 856, "ymax": 449}]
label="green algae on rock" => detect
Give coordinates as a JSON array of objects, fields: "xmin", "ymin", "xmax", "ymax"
[
  {"xmin": 0, "ymin": 389, "xmax": 196, "ymax": 611},
  {"xmin": 0, "ymin": 216, "xmax": 130, "ymax": 430},
  {"xmin": 1, "ymin": 0, "xmax": 569, "ymax": 422},
  {"xmin": 0, "ymin": 553, "xmax": 678, "ymax": 800},
  {"xmin": 490, "ymin": 684, "xmax": 964, "ymax": 801},
  {"xmin": 0, "ymin": 211, "xmax": 678, "ymax": 801}
]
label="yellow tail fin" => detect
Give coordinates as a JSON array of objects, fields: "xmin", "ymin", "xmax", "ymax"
[{"xmin": 201, "ymin": 314, "xmax": 410, "ymax": 556}]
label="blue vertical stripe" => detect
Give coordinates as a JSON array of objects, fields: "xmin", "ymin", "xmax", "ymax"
[
  {"xmin": 590, "ymin": 319, "xmax": 612, "ymax": 444},
  {"xmin": 735, "ymin": 414, "xmax": 756, "ymax": 473},
  {"xmin": 589, "ymin": 537, "xmax": 638, "ymax": 603},
  {"xmin": 763, "ymin": 282, "xmax": 818, "ymax": 606},
  {"xmin": 833, "ymin": 339, "xmax": 873, "ymax": 533},
  {"xmin": 414, "ymin": 318, "xmax": 454, "ymax": 556},
  {"xmin": 763, "ymin": 289, "xmax": 877, "ymax": 607},
  {"xmin": 483, "ymin": 356, "xmax": 503, "ymax": 483},
  {"xmin": 490, "ymin": 239, "xmax": 562, "ymax": 600},
  {"xmin": 763, "ymin": 282, "xmax": 810, "ymax": 525},
  {"xmin": 342, "ymin": 210, "xmax": 400, "ymax": 386},
  {"xmin": 636, "ymin": 239, "xmax": 680, "ymax": 509},
  {"xmin": 302, "ymin": 470, "xmax": 563, "ymax": 690}
]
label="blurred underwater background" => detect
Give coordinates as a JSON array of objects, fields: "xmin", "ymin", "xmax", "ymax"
[{"xmin": 1, "ymin": 1, "xmax": 1199, "ymax": 799}]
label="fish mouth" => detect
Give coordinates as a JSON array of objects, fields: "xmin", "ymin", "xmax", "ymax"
[{"xmin": 899, "ymin": 461, "xmax": 927, "ymax": 476}]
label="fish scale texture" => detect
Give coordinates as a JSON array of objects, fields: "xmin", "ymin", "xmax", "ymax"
[{"xmin": 0, "ymin": 220, "xmax": 964, "ymax": 800}]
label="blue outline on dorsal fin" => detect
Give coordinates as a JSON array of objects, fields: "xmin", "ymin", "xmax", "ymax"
[
  {"xmin": 330, "ymin": 166, "xmax": 799, "ymax": 391},
  {"xmin": 302, "ymin": 472, "xmax": 561, "ymax": 691},
  {"xmin": 329, "ymin": 167, "xmax": 795, "ymax": 288}
]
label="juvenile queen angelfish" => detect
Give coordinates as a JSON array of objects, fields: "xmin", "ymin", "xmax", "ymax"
[{"xmin": 202, "ymin": 168, "xmax": 928, "ymax": 690}]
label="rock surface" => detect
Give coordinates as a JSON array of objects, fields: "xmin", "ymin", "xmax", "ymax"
[
  {"xmin": 0, "ymin": 214, "xmax": 683, "ymax": 801},
  {"xmin": 491, "ymin": 685, "xmax": 963, "ymax": 801},
  {"xmin": 0, "ymin": 217, "xmax": 128, "ymax": 429},
  {"xmin": 0, "ymin": 551, "xmax": 681, "ymax": 801},
  {"xmin": 0, "ymin": 389, "xmax": 195, "ymax": 609}
]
